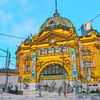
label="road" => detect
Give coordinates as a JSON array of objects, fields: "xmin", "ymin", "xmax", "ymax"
[{"xmin": 0, "ymin": 90, "xmax": 100, "ymax": 100}]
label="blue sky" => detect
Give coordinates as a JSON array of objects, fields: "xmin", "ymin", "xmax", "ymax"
[{"xmin": 0, "ymin": 0, "xmax": 100, "ymax": 69}]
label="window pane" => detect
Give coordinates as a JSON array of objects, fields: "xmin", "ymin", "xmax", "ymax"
[
  {"xmin": 47, "ymin": 48, "xmax": 52, "ymax": 54},
  {"xmin": 52, "ymin": 48, "xmax": 54, "ymax": 55},
  {"xmin": 45, "ymin": 48, "xmax": 47, "ymax": 56},
  {"xmin": 41, "ymin": 49, "xmax": 45, "ymax": 54},
  {"xmin": 82, "ymin": 49, "xmax": 92, "ymax": 55},
  {"xmin": 55, "ymin": 47, "xmax": 59, "ymax": 53},
  {"xmin": 62, "ymin": 46, "xmax": 67, "ymax": 52},
  {"xmin": 38, "ymin": 49, "xmax": 40, "ymax": 56}
]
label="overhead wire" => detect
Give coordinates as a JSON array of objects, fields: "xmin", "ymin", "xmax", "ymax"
[
  {"xmin": 0, "ymin": 55, "xmax": 16, "ymax": 68},
  {"xmin": 89, "ymin": 13, "xmax": 100, "ymax": 22},
  {"xmin": 0, "ymin": 55, "xmax": 16, "ymax": 59},
  {"xmin": 0, "ymin": 61, "xmax": 16, "ymax": 68},
  {"xmin": 76, "ymin": 13, "xmax": 100, "ymax": 32},
  {"xmin": 0, "ymin": 33, "xmax": 26, "ymax": 39}
]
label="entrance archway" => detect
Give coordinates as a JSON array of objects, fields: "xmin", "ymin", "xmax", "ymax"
[
  {"xmin": 39, "ymin": 64, "xmax": 69, "ymax": 87},
  {"xmin": 40, "ymin": 64, "xmax": 68, "ymax": 79}
]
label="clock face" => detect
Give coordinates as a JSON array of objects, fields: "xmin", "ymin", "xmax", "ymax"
[{"xmin": 49, "ymin": 38, "xmax": 55, "ymax": 43}]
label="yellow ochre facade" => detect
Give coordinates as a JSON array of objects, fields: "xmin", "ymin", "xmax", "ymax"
[{"xmin": 16, "ymin": 11, "xmax": 100, "ymax": 85}]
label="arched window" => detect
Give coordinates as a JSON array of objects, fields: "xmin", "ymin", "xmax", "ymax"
[
  {"xmin": 84, "ymin": 60, "xmax": 93, "ymax": 68},
  {"xmin": 24, "ymin": 64, "xmax": 30, "ymax": 72},
  {"xmin": 82, "ymin": 49, "xmax": 92, "ymax": 55}
]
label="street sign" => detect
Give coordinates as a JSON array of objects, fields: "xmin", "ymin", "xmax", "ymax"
[
  {"xmin": 71, "ymin": 49, "xmax": 75, "ymax": 57},
  {"xmin": 32, "ymin": 53, "xmax": 36, "ymax": 61},
  {"xmin": 32, "ymin": 53, "xmax": 36, "ymax": 79},
  {"xmin": 71, "ymin": 49, "xmax": 77, "ymax": 78},
  {"xmin": 72, "ymin": 69, "xmax": 77, "ymax": 77},
  {"xmin": 32, "ymin": 72, "xmax": 35, "ymax": 79}
]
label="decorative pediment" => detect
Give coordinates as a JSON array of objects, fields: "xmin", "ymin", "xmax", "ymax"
[{"xmin": 33, "ymin": 31, "xmax": 73, "ymax": 45}]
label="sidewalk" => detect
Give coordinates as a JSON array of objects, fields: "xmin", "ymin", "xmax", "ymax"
[
  {"xmin": 0, "ymin": 90, "xmax": 88, "ymax": 100},
  {"xmin": 1, "ymin": 90, "xmax": 100, "ymax": 100}
]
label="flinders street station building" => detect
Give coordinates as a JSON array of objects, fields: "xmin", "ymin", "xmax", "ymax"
[{"xmin": 16, "ymin": 10, "xmax": 100, "ymax": 89}]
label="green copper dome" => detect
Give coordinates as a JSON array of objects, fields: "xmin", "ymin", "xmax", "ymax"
[{"xmin": 39, "ymin": 12, "xmax": 74, "ymax": 35}]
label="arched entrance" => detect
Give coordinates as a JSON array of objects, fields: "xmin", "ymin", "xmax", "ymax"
[
  {"xmin": 39, "ymin": 64, "xmax": 69, "ymax": 87},
  {"xmin": 40, "ymin": 64, "xmax": 68, "ymax": 78}
]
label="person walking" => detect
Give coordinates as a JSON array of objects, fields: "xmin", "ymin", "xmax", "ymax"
[
  {"xmin": 15, "ymin": 85, "xmax": 18, "ymax": 94},
  {"xmin": 39, "ymin": 88, "xmax": 42, "ymax": 97},
  {"xmin": 63, "ymin": 88, "xmax": 67, "ymax": 97},
  {"xmin": 58, "ymin": 86, "xmax": 62, "ymax": 96},
  {"xmin": 38, "ymin": 83, "xmax": 42, "ymax": 97},
  {"xmin": 0, "ymin": 87, "xmax": 3, "ymax": 94}
]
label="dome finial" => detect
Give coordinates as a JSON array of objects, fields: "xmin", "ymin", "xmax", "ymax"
[{"xmin": 53, "ymin": 0, "xmax": 60, "ymax": 17}]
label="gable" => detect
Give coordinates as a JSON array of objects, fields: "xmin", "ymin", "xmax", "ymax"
[{"xmin": 36, "ymin": 31, "xmax": 69, "ymax": 44}]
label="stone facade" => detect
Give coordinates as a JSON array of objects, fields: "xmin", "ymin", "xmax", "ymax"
[{"xmin": 16, "ymin": 11, "xmax": 100, "ymax": 87}]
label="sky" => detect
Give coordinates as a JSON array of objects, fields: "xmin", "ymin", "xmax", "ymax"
[{"xmin": 0, "ymin": 0, "xmax": 100, "ymax": 69}]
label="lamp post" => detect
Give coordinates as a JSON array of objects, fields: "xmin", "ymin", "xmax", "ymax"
[
  {"xmin": 86, "ymin": 61, "xmax": 91, "ymax": 94},
  {"xmin": 18, "ymin": 76, "xmax": 22, "ymax": 91}
]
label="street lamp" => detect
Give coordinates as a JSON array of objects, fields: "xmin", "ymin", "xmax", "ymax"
[
  {"xmin": 18, "ymin": 76, "xmax": 22, "ymax": 91},
  {"xmin": 86, "ymin": 61, "xmax": 91, "ymax": 94}
]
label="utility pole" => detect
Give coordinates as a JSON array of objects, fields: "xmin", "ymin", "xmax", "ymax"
[
  {"xmin": 0, "ymin": 48, "xmax": 11, "ymax": 92},
  {"xmin": 5, "ymin": 48, "xmax": 11, "ymax": 91},
  {"xmin": 5, "ymin": 48, "xmax": 8, "ymax": 87}
]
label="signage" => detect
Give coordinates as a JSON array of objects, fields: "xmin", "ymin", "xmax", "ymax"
[
  {"xmin": 72, "ymin": 69, "xmax": 77, "ymax": 77},
  {"xmin": 32, "ymin": 72, "xmax": 35, "ymax": 79},
  {"xmin": 71, "ymin": 49, "xmax": 75, "ymax": 57},
  {"xmin": 72, "ymin": 64, "xmax": 76, "ymax": 69},
  {"xmin": 32, "ymin": 53, "xmax": 36, "ymax": 61},
  {"xmin": 32, "ymin": 53, "xmax": 36, "ymax": 79},
  {"xmin": 71, "ymin": 49, "xmax": 77, "ymax": 78}
]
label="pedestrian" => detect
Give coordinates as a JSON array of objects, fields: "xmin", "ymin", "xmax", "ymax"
[
  {"xmin": 39, "ymin": 88, "xmax": 42, "ymax": 97},
  {"xmin": 0, "ymin": 84, "xmax": 3, "ymax": 94},
  {"xmin": 63, "ymin": 88, "xmax": 67, "ymax": 97},
  {"xmin": 0, "ymin": 88, "xmax": 3, "ymax": 94},
  {"xmin": 73, "ymin": 85, "xmax": 76, "ymax": 94},
  {"xmin": 8, "ymin": 85, "xmax": 11, "ymax": 93},
  {"xmin": 48, "ymin": 86, "xmax": 51, "ymax": 92},
  {"xmin": 51, "ymin": 80, "xmax": 56, "ymax": 91},
  {"xmin": 45, "ymin": 83, "xmax": 48, "ymax": 91},
  {"xmin": 15, "ymin": 85, "xmax": 18, "ymax": 94},
  {"xmin": 58, "ymin": 86, "xmax": 62, "ymax": 96},
  {"xmin": 96, "ymin": 88, "xmax": 99, "ymax": 93},
  {"xmin": 25, "ymin": 84, "xmax": 29, "ymax": 89},
  {"xmin": 38, "ymin": 83, "xmax": 42, "ymax": 89}
]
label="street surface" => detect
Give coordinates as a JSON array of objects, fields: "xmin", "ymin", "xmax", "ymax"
[{"xmin": 0, "ymin": 90, "xmax": 100, "ymax": 100}]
